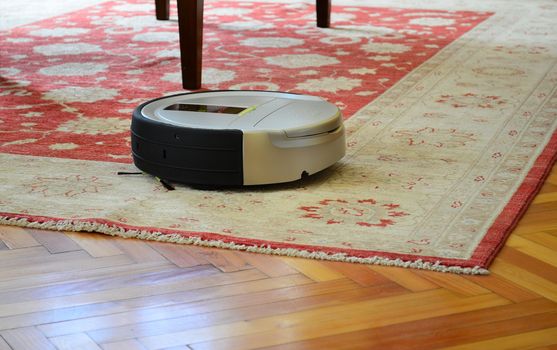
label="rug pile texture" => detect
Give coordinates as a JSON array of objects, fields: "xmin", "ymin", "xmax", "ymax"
[{"xmin": 1, "ymin": 0, "xmax": 556, "ymax": 274}]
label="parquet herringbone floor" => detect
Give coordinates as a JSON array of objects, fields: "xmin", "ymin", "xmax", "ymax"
[{"xmin": 0, "ymin": 164, "xmax": 556, "ymax": 349}]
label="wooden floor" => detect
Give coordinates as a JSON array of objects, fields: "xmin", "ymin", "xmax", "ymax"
[{"xmin": 0, "ymin": 165, "xmax": 555, "ymax": 349}]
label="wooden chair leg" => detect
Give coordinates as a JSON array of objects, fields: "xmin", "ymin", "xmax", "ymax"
[
  {"xmin": 172, "ymin": 0, "xmax": 328, "ymax": 90},
  {"xmin": 177, "ymin": 0, "xmax": 204, "ymax": 90},
  {"xmin": 316, "ymin": 0, "xmax": 331, "ymax": 28},
  {"xmin": 155, "ymin": 0, "xmax": 170, "ymax": 20}
]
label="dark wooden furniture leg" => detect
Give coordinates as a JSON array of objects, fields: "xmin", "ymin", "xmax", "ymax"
[
  {"xmin": 316, "ymin": 0, "xmax": 331, "ymax": 28},
  {"xmin": 170, "ymin": 0, "xmax": 329, "ymax": 89},
  {"xmin": 177, "ymin": 0, "xmax": 204, "ymax": 90},
  {"xmin": 155, "ymin": 0, "xmax": 170, "ymax": 20}
]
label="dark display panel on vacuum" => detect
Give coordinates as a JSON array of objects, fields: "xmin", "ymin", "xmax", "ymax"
[{"xmin": 164, "ymin": 104, "xmax": 246, "ymax": 115}]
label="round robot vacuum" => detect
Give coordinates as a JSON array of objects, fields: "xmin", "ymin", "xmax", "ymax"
[{"xmin": 131, "ymin": 90, "xmax": 346, "ymax": 186}]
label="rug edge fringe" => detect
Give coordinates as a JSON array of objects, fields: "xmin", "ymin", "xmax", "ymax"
[{"xmin": 0, "ymin": 216, "xmax": 489, "ymax": 275}]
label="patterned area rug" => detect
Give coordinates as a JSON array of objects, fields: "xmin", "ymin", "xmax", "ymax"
[{"xmin": 1, "ymin": 0, "xmax": 555, "ymax": 274}]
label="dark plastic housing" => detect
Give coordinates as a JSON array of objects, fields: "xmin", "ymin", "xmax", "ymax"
[{"xmin": 131, "ymin": 95, "xmax": 244, "ymax": 186}]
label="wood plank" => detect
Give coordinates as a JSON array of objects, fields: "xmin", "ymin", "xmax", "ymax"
[
  {"xmin": 491, "ymin": 260, "xmax": 557, "ymax": 302},
  {"xmin": 148, "ymin": 241, "xmax": 207, "ymax": 267},
  {"xmin": 212, "ymin": 250, "xmax": 253, "ymax": 271},
  {"xmin": 0, "ymin": 251, "xmax": 134, "ymax": 282},
  {"xmin": 49, "ymin": 333, "xmax": 102, "ymax": 350},
  {"xmin": 141, "ymin": 290, "xmax": 508, "ymax": 349},
  {"xmin": 0, "ymin": 246, "xmax": 49, "ymax": 264},
  {"xmin": 40, "ymin": 274, "xmax": 314, "ymax": 338},
  {"xmin": 546, "ymin": 170, "xmax": 557, "ymax": 185},
  {"xmin": 526, "ymin": 201, "xmax": 557, "ymax": 214},
  {"xmin": 0, "ymin": 246, "xmax": 75, "ymax": 271},
  {"xmin": 281, "ymin": 257, "xmax": 345, "ymax": 281},
  {"xmin": 532, "ymin": 191, "xmax": 557, "ymax": 204},
  {"xmin": 505, "ymin": 235, "xmax": 557, "ymax": 269},
  {"xmin": 110, "ymin": 238, "xmax": 168, "ymax": 264},
  {"xmin": 0, "ymin": 267, "xmax": 273, "ymax": 331},
  {"xmin": 497, "ymin": 246, "xmax": 557, "ymax": 283},
  {"xmin": 526, "ymin": 231, "xmax": 557, "ymax": 252},
  {"xmin": 260, "ymin": 300, "xmax": 557, "ymax": 350},
  {"xmin": 179, "ymin": 245, "xmax": 251, "ymax": 272},
  {"xmin": 512, "ymin": 215, "xmax": 557, "ymax": 235},
  {"xmin": 530, "ymin": 346, "xmax": 557, "ymax": 350},
  {"xmin": 325, "ymin": 261, "xmax": 392, "ymax": 286},
  {"xmin": 413, "ymin": 269, "xmax": 491, "ymax": 296},
  {"xmin": 0, "ymin": 226, "xmax": 40, "ymax": 249},
  {"xmin": 65, "ymin": 231, "xmax": 124, "ymax": 257},
  {"xmin": 0, "ymin": 327, "xmax": 55, "ymax": 350},
  {"xmin": 239, "ymin": 254, "xmax": 298, "ymax": 277},
  {"xmin": 440, "ymin": 326, "xmax": 557, "ymax": 350},
  {"xmin": 0, "ymin": 266, "xmax": 235, "ymax": 318},
  {"xmin": 421, "ymin": 312, "xmax": 557, "ymax": 349},
  {"xmin": 28, "ymin": 228, "xmax": 81, "ymax": 253},
  {"xmin": 0, "ymin": 336, "xmax": 11, "ymax": 350},
  {"xmin": 0, "ymin": 265, "xmax": 207, "ymax": 305},
  {"xmin": 88, "ymin": 280, "xmax": 403, "ymax": 344},
  {"xmin": 464, "ymin": 271, "xmax": 540, "ymax": 303},
  {"xmin": 101, "ymin": 339, "xmax": 148, "ymax": 350},
  {"xmin": 186, "ymin": 293, "xmax": 509, "ymax": 349},
  {"xmin": 0, "ymin": 259, "xmax": 173, "ymax": 296},
  {"xmin": 368, "ymin": 265, "xmax": 439, "ymax": 291},
  {"xmin": 102, "ymin": 339, "xmax": 147, "ymax": 350}
]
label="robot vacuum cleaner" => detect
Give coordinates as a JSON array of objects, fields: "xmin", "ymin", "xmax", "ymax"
[{"xmin": 131, "ymin": 90, "xmax": 346, "ymax": 186}]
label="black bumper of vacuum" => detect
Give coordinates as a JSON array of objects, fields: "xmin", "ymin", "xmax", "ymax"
[{"xmin": 131, "ymin": 102, "xmax": 244, "ymax": 186}]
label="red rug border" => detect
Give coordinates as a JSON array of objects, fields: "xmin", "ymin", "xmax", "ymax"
[
  {"xmin": 0, "ymin": 211, "xmax": 484, "ymax": 268},
  {"xmin": 471, "ymin": 128, "xmax": 557, "ymax": 267}
]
